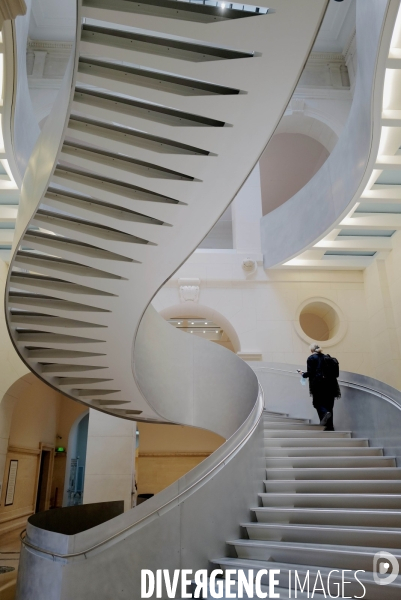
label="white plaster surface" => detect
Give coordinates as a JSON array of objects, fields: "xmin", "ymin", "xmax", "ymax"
[{"xmin": 84, "ymin": 410, "xmax": 136, "ymax": 511}]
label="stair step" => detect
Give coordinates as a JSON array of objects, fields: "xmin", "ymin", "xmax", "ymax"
[
  {"xmin": 264, "ymin": 423, "xmax": 325, "ymax": 430},
  {"xmin": 264, "ymin": 437, "xmax": 368, "ymax": 447},
  {"xmin": 265, "ymin": 467, "xmax": 401, "ymax": 480},
  {"xmin": 212, "ymin": 557, "xmax": 401, "ymax": 600},
  {"xmin": 252, "ymin": 506, "xmax": 401, "ymax": 527},
  {"xmin": 263, "ymin": 416, "xmax": 309, "ymax": 424},
  {"xmin": 264, "ymin": 479, "xmax": 401, "ymax": 493},
  {"xmin": 263, "ymin": 411, "xmax": 288, "ymax": 417},
  {"xmin": 259, "ymin": 492, "xmax": 401, "ymax": 509},
  {"xmin": 265, "ymin": 456, "xmax": 396, "ymax": 468},
  {"xmin": 229, "ymin": 539, "xmax": 401, "ymax": 572},
  {"xmin": 265, "ymin": 430, "xmax": 351, "ymax": 438},
  {"xmin": 189, "ymin": 577, "xmax": 327, "ymax": 600},
  {"xmin": 265, "ymin": 446, "xmax": 383, "ymax": 457},
  {"xmin": 243, "ymin": 522, "xmax": 401, "ymax": 548}
]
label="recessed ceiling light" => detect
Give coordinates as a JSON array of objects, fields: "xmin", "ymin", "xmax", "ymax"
[
  {"xmin": 203, "ymin": 331, "xmax": 206, "ymax": 333},
  {"xmin": 205, "ymin": 322, "xmax": 207, "ymax": 324},
  {"xmin": 216, "ymin": 330, "xmax": 218, "ymax": 333},
  {"xmin": 178, "ymin": 322, "xmax": 181, "ymax": 325},
  {"xmin": 190, "ymin": 331, "xmax": 193, "ymax": 333},
  {"xmin": 191, "ymin": 322, "xmax": 194, "ymax": 324}
]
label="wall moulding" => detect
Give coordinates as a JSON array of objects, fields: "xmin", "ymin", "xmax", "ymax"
[
  {"xmin": 237, "ymin": 352, "xmax": 263, "ymax": 361},
  {"xmin": 178, "ymin": 278, "xmax": 200, "ymax": 303}
]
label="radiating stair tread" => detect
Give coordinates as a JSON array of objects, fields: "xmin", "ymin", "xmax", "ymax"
[
  {"xmin": 212, "ymin": 556, "xmax": 401, "ymax": 587},
  {"xmin": 229, "ymin": 538, "xmax": 401, "ymax": 556},
  {"xmin": 242, "ymin": 522, "xmax": 401, "ymax": 532},
  {"xmin": 258, "ymin": 492, "xmax": 401, "ymax": 508},
  {"xmin": 265, "ymin": 467, "xmax": 401, "ymax": 480},
  {"xmin": 251, "ymin": 506, "xmax": 401, "ymax": 526},
  {"xmin": 265, "ymin": 455, "xmax": 396, "ymax": 467},
  {"xmin": 263, "ymin": 437, "xmax": 369, "ymax": 446},
  {"xmin": 265, "ymin": 446, "xmax": 384, "ymax": 456}
]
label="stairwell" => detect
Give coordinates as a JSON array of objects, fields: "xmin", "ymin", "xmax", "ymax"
[{"xmin": 212, "ymin": 410, "xmax": 401, "ymax": 599}]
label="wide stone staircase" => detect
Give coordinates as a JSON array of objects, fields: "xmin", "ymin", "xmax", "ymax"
[{"xmin": 212, "ymin": 410, "xmax": 401, "ymax": 599}]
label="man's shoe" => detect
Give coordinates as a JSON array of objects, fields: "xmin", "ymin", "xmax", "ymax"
[{"xmin": 320, "ymin": 412, "xmax": 332, "ymax": 426}]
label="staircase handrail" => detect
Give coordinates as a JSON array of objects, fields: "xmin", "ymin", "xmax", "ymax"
[{"xmin": 19, "ymin": 383, "xmax": 264, "ymax": 560}]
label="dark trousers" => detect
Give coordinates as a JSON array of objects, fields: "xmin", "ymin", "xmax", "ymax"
[{"xmin": 313, "ymin": 397, "xmax": 335, "ymax": 431}]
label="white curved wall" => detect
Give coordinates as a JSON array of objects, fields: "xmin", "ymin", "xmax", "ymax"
[
  {"xmin": 261, "ymin": 0, "xmax": 398, "ymax": 268},
  {"xmin": 260, "ymin": 133, "xmax": 329, "ymax": 216}
]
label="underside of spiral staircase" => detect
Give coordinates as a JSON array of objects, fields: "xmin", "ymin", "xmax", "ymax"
[{"xmin": 5, "ymin": 0, "xmax": 328, "ymax": 426}]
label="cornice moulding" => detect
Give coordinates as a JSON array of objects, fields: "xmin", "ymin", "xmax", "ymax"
[
  {"xmin": 0, "ymin": 0, "xmax": 26, "ymax": 23},
  {"xmin": 308, "ymin": 51, "xmax": 346, "ymax": 63},
  {"xmin": 27, "ymin": 39, "xmax": 74, "ymax": 51},
  {"xmin": 292, "ymin": 87, "xmax": 353, "ymax": 100},
  {"xmin": 27, "ymin": 77, "xmax": 62, "ymax": 89}
]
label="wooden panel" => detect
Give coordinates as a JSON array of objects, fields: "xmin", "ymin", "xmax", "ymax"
[
  {"xmin": 0, "ymin": 447, "xmax": 40, "ymax": 534},
  {"xmin": 137, "ymin": 452, "xmax": 211, "ymax": 495}
]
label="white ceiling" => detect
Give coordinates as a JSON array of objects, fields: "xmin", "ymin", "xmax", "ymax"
[
  {"xmin": 28, "ymin": 0, "xmax": 356, "ymax": 49},
  {"xmin": 29, "ymin": 0, "xmax": 76, "ymax": 41},
  {"xmin": 314, "ymin": 0, "xmax": 356, "ymax": 54}
]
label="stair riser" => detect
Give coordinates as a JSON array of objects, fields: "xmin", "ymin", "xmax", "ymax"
[
  {"xmin": 263, "ymin": 417, "xmax": 308, "ymax": 424},
  {"xmin": 265, "ymin": 431, "xmax": 351, "ymax": 438},
  {"xmin": 264, "ymin": 424, "xmax": 324, "ymax": 430},
  {"xmin": 232, "ymin": 543, "xmax": 401, "ymax": 573},
  {"xmin": 218, "ymin": 564, "xmax": 399, "ymax": 600},
  {"xmin": 265, "ymin": 448, "xmax": 383, "ymax": 457},
  {"xmin": 259, "ymin": 493, "xmax": 401, "ymax": 509},
  {"xmin": 264, "ymin": 480, "xmax": 401, "ymax": 493},
  {"xmin": 265, "ymin": 457, "xmax": 395, "ymax": 468},
  {"xmin": 244, "ymin": 525, "xmax": 401, "ymax": 549},
  {"xmin": 265, "ymin": 468, "xmax": 401, "ymax": 480},
  {"xmin": 264, "ymin": 438, "xmax": 368, "ymax": 447},
  {"xmin": 253, "ymin": 509, "xmax": 401, "ymax": 527}
]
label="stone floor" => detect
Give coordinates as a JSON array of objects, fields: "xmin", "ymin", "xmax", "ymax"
[{"xmin": 0, "ymin": 529, "xmax": 21, "ymax": 600}]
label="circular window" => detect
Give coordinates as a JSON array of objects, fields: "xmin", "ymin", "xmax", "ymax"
[{"xmin": 294, "ymin": 298, "xmax": 346, "ymax": 347}]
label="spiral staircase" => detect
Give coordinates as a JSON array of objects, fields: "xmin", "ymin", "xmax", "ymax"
[
  {"xmin": 5, "ymin": 0, "xmax": 327, "ymax": 424},
  {"xmin": 4, "ymin": 0, "xmax": 401, "ymax": 598},
  {"xmin": 2, "ymin": 0, "xmax": 338, "ymax": 599}
]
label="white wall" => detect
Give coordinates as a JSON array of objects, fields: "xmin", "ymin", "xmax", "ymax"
[
  {"xmin": 154, "ymin": 264, "xmax": 372, "ymax": 377},
  {"xmin": 364, "ymin": 230, "xmax": 401, "ymax": 390},
  {"xmin": 153, "ymin": 156, "xmax": 373, "ymax": 379},
  {"xmin": 84, "ymin": 410, "xmax": 136, "ymax": 511}
]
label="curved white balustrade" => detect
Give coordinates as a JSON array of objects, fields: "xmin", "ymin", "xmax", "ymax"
[{"xmin": 261, "ymin": 0, "xmax": 400, "ymax": 269}]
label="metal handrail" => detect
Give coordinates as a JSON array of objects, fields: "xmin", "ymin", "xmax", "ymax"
[
  {"xmin": 252, "ymin": 365, "xmax": 401, "ymax": 412},
  {"xmin": 20, "ymin": 386, "xmax": 264, "ymax": 561}
]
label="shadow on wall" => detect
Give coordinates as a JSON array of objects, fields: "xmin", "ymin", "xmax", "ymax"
[{"xmin": 260, "ymin": 133, "xmax": 330, "ymax": 216}]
